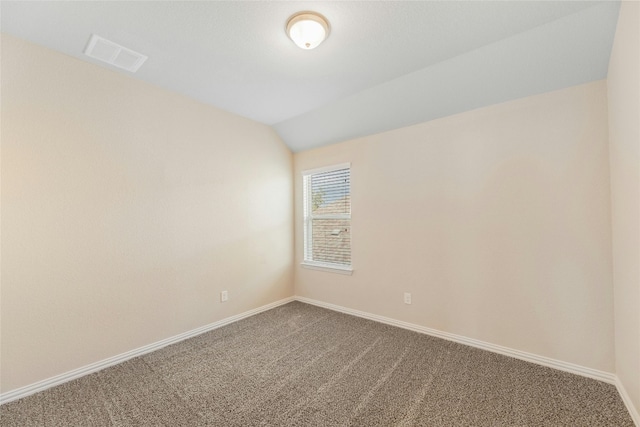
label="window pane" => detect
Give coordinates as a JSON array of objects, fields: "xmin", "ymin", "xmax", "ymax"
[
  {"xmin": 310, "ymin": 168, "xmax": 350, "ymax": 214},
  {"xmin": 311, "ymin": 218, "xmax": 351, "ymax": 265}
]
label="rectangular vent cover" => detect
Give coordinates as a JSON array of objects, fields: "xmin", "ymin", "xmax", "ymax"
[{"xmin": 84, "ymin": 34, "xmax": 147, "ymax": 73}]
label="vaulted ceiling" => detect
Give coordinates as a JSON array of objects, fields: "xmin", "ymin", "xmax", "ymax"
[{"xmin": 1, "ymin": 1, "xmax": 620, "ymax": 152}]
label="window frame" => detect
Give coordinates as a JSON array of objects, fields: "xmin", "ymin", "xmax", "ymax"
[{"xmin": 301, "ymin": 163, "xmax": 353, "ymax": 275}]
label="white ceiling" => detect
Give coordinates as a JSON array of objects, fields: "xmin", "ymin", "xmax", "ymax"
[{"xmin": 1, "ymin": 1, "xmax": 620, "ymax": 152}]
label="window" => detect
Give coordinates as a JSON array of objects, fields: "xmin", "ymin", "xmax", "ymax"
[{"xmin": 302, "ymin": 163, "xmax": 352, "ymax": 274}]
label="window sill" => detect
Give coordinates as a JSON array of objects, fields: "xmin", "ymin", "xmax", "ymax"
[{"xmin": 301, "ymin": 262, "xmax": 353, "ymax": 275}]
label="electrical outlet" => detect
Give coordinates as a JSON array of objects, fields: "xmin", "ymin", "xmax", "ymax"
[
  {"xmin": 220, "ymin": 291, "xmax": 228, "ymax": 302},
  {"xmin": 404, "ymin": 292, "xmax": 412, "ymax": 305}
]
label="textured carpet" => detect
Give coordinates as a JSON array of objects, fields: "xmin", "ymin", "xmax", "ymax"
[{"xmin": 0, "ymin": 301, "xmax": 634, "ymax": 426}]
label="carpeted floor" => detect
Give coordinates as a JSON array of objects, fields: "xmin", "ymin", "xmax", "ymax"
[{"xmin": 0, "ymin": 301, "xmax": 634, "ymax": 426}]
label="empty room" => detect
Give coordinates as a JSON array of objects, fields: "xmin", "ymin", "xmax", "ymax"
[{"xmin": 1, "ymin": 1, "xmax": 638, "ymax": 426}]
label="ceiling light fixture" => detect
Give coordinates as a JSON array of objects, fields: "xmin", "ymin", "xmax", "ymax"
[{"xmin": 286, "ymin": 12, "xmax": 330, "ymax": 50}]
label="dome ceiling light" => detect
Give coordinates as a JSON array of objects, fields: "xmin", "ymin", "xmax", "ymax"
[{"xmin": 286, "ymin": 12, "xmax": 330, "ymax": 50}]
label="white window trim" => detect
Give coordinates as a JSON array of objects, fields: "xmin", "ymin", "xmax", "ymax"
[
  {"xmin": 301, "ymin": 163, "xmax": 351, "ymax": 177},
  {"xmin": 301, "ymin": 261, "xmax": 353, "ymax": 275},
  {"xmin": 302, "ymin": 163, "xmax": 352, "ymax": 274}
]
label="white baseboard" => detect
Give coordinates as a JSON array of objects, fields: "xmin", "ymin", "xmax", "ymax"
[
  {"xmin": 0, "ymin": 296, "xmax": 295, "ymax": 405},
  {"xmin": 3, "ymin": 294, "xmax": 636, "ymax": 425},
  {"xmin": 296, "ymin": 296, "xmax": 640, "ymax": 425},
  {"xmin": 616, "ymin": 376, "xmax": 640, "ymax": 426},
  {"xmin": 295, "ymin": 296, "xmax": 616, "ymax": 385}
]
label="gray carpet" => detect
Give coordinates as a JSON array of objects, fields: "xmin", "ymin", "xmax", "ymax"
[{"xmin": 0, "ymin": 301, "xmax": 634, "ymax": 426}]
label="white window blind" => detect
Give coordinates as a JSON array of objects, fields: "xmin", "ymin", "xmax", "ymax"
[{"xmin": 303, "ymin": 165, "xmax": 351, "ymax": 269}]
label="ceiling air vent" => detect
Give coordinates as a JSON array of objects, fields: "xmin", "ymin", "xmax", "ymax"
[{"xmin": 84, "ymin": 34, "xmax": 148, "ymax": 73}]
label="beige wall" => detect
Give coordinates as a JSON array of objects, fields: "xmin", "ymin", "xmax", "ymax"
[
  {"xmin": 294, "ymin": 81, "xmax": 614, "ymax": 373},
  {"xmin": 0, "ymin": 35, "xmax": 294, "ymax": 393},
  {"xmin": 607, "ymin": 1, "xmax": 640, "ymax": 416}
]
